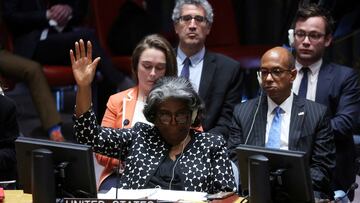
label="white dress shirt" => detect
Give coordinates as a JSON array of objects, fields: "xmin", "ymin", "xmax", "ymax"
[
  {"xmin": 132, "ymin": 94, "xmax": 153, "ymax": 127},
  {"xmin": 292, "ymin": 59, "xmax": 322, "ymax": 101},
  {"xmin": 266, "ymin": 94, "xmax": 293, "ymax": 150},
  {"xmin": 176, "ymin": 47, "xmax": 205, "ymax": 92}
]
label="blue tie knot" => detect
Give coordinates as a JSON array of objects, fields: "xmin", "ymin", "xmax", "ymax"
[
  {"xmin": 301, "ymin": 67, "xmax": 310, "ymax": 74},
  {"xmin": 274, "ymin": 106, "xmax": 283, "ymax": 115},
  {"xmin": 180, "ymin": 57, "xmax": 191, "ymax": 79},
  {"xmin": 298, "ymin": 67, "xmax": 310, "ymax": 98},
  {"xmin": 183, "ymin": 57, "xmax": 191, "ymax": 66}
]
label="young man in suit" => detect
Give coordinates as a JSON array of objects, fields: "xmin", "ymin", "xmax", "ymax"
[
  {"xmin": 228, "ymin": 47, "xmax": 336, "ymax": 200},
  {"xmin": 171, "ymin": 0, "xmax": 243, "ymax": 138},
  {"xmin": 291, "ymin": 5, "xmax": 360, "ymax": 201}
]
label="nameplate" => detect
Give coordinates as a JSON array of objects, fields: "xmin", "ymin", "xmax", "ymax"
[{"xmin": 63, "ymin": 199, "xmax": 157, "ymax": 203}]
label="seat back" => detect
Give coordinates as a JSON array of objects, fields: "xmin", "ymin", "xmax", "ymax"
[
  {"xmin": 90, "ymin": 0, "xmax": 127, "ymax": 54},
  {"xmin": 90, "ymin": 0, "xmax": 141, "ymax": 75},
  {"xmin": 206, "ymin": 0, "xmax": 240, "ymax": 47},
  {"xmin": 0, "ymin": 20, "xmax": 16, "ymax": 91}
]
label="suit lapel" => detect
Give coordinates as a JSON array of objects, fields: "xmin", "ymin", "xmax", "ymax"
[
  {"xmin": 315, "ymin": 62, "xmax": 332, "ymax": 104},
  {"xmin": 288, "ymin": 95, "xmax": 305, "ymax": 150},
  {"xmin": 198, "ymin": 52, "xmax": 217, "ymax": 99}
]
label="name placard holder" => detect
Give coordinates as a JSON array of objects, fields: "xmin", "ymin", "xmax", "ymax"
[{"xmin": 63, "ymin": 199, "xmax": 157, "ymax": 203}]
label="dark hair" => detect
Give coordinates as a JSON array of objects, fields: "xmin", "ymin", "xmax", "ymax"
[
  {"xmin": 143, "ymin": 76, "xmax": 204, "ymax": 127},
  {"xmin": 293, "ymin": 4, "xmax": 335, "ymax": 35},
  {"xmin": 172, "ymin": 0, "xmax": 214, "ymax": 24},
  {"xmin": 285, "ymin": 49, "xmax": 295, "ymax": 69},
  {"xmin": 131, "ymin": 34, "xmax": 178, "ymax": 83}
]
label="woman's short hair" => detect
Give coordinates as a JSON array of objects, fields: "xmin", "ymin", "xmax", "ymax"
[
  {"xmin": 131, "ymin": 34, "xmax": 177, "ymax": 83},
  {"xmin": 172, "ymin": 0, "xmax": 214, "ymax": 24},
  {"xmin": 143, "ymin": 76, "xmax": 204, "ymax": 127}
]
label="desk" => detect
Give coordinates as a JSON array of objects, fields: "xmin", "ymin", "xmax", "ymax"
[
  {"xmin": 213, "ymin": 195, "xmax": 245, "ymax": 203},
  {"xmin": 3, "ymin": 190, "xmax": 32, "ymax": 203},
  {"xmin": 2, "ymin": 190, "xmax": 244, "ymax": 203}
]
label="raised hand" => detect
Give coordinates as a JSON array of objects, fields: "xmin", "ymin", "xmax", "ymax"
[{"xmin": 70, "ymin": 39, "xmax": 100, "ymax": 87}]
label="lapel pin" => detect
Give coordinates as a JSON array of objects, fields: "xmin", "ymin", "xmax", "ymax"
[{"xmin": 298, "ymin": 112, "xmax": 305, "ymax": 116}]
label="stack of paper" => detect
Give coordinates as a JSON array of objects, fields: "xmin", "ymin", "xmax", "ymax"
[{"xmin": 98, "ymin": 188, "xmax": 208, "ymax": 202}]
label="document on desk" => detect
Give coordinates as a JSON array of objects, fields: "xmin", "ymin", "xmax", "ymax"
[{"xmin": 98, "ymin": 188, "xmax": 208, "ymax": 202}]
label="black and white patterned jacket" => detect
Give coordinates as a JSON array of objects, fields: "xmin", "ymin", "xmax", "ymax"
[{"xmin": 74, "ymin": 109, "xmax": 236, "ymax": 194}]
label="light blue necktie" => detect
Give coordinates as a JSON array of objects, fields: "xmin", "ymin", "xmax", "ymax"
[
  {"xmin": 180, "ymin": 57, "xmax": 191, "ymax": 79},
  {"xmin": 266, "ymin": 106, "xmax": 283, "ymax": 148}
]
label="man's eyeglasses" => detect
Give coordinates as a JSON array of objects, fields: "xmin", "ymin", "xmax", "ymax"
[
  {"xmin": 294, "ymin": 30, "xmax": 325, "ymax": 42},
  {"xmin": 157, "ymin": 110, "xmax": 191, "ymax": 125},
  {"xmin": 178, "ymin": 15, "xmax": 207, "ymax": 24},
  {"xmin": 258, "ymin": 68, "xmax": 292, "ymax": 79}
]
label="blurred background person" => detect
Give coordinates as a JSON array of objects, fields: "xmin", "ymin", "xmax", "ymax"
[
  {"xmin": 1, "ymin": 0, "xmax": 134, "ymax": 120},
  {"xmin": 0, "ymin": 49, "xmax": 65, "ymax": 141},
  {"xmin": 0, "ymin": 3, "xmax": 64, "ymax": 141}
]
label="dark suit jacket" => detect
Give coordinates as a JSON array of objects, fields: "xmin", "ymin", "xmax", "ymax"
[
  {"xmin": 228, "ymin": 94, "xmax": 336, "ymax": 199},
  {"xmin": 0, "ymin": 94, "xmax": 19, "ymax": 181},
  {"xmin": 199, "ymin": 51, "xmax": 243, "ymax": 138},
  {"xmin": 315, "ymin": 62, "xmax": 360, "ymax": 195},
  {"xmin": 2, "ymin": 0, "xmax": 88, "ymax": 58}
]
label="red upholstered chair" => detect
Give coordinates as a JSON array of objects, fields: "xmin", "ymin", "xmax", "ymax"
[
  {"xmin": 90, "ymin": 0, "xmax": 134, "ymax": 75},
  {"xmin": 43, "ymin": 65, "xmax": 76, "ymax": 111},
  {"xmin": 207, "ymin": 0, "xmax": 272, "ymax": 69}
]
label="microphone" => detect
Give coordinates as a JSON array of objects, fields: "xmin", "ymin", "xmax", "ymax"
[
  {"xmin": 335, "ymin": 183, "xmax": 358, "ymax": 202},
  {"xmin": 123, "ymin": 119, "xmax": 130, "ymax": 126},
  {"xmin": 243, "ymin": 71, "xmax": 263, "ymax": 144},
  {"xmin": 115, "ymin": 118, "xmax": 128, "ymax": 199}
]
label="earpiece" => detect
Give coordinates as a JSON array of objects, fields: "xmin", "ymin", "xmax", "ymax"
[
  {"xmin": 288, "ymin": 29, "xmax": 295, "ymax": 47},
  {"xmin": 191, "ymin": 109, "xmax": 198, "ymax": 124}
]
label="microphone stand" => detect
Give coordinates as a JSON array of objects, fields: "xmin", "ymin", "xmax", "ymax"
[
  {"xmin": 115, "ymin": 119, "xmax": 129, "ymax": 199},
  {"xmin": 115, "ymin": 148, "xmax": 122, "ymax": 199}
]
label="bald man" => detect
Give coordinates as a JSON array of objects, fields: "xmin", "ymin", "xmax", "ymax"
[{"xmin": 228, "ymin": 47, "xmax": 336, "ymax": 200}]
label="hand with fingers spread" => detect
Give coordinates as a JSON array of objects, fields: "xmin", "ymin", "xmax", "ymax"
[
  {"xmin": 70, "ymin": 39, "xmax": 100, "ymax": 117},
  {"xmin": 70, "ymin": 39, "xmax": 100, "ymax": 87}
]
